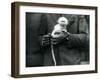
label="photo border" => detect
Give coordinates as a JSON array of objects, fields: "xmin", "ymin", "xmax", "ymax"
[{"xmin": 11, "ymin": 2, "xmax": 98, "ymax": 78}]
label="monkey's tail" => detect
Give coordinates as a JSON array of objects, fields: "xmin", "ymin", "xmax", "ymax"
[{"xmin": 51, "ymin": 44, "xmax": 56, "ymax": 66}]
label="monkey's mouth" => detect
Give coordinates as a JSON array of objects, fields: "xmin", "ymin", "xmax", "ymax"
[
  {"xmin": 51, "ymin": 31, "xmax": 64, "ymax": 38},
  {"xmin": 54, "ymin": 32, "xmax": 61, "ymax": 35}
]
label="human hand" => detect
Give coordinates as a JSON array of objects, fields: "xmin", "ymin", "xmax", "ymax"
[
  {"xmin": 51, "ymin": 32, "xmax": 69, "ymax": 45},
  {"xmin": 42, "ymin": 34, "xmax": 51, "ymax": 46}
]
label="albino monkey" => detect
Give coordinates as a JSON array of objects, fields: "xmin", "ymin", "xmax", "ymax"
[
  {"xmin": 51, "ymin": 17, "xmax": 69, "ymax": 38},
  {"xmin": 50, "ymin": 17, "xmax": 69, "ymax": 66}
]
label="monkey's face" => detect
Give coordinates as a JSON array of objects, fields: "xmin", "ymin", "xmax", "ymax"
[
  {"xmin": 52, "ymin": 30, "xmax": 65, "ymax": 38},
  {"xmin": 58, "ymin": 17, "xmax": 69, "ymax": 27},
  {"xmin": 59, "ymin": 21, "xmax": 68, "ymax": 27}
]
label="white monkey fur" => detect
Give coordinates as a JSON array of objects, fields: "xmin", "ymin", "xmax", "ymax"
[{"xmin": 51, "ymin": 17, "xmax": 69, "ymax": 38}]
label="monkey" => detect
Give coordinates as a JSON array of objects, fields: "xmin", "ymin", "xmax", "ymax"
[{"xmin": 51, "ymin": 17, "xmax": 69, "ymax": 38}]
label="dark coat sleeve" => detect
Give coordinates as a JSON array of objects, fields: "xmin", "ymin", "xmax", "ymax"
[
  {"xmin": 66, "ymin": 16, "xmax": 89, "ymax": 50},
  {"xmin": 38, "ymin": 14, "xmax": 48, "ymax": 36},
  {"xmin": 37, "ymin": 14, "xmax": 48, "ymax": 46}
]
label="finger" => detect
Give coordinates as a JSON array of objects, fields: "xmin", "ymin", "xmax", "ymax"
[
  {"xmin": 43, "ymin": 39, "xmax": 50, "ymax": 42},
  {"xmin": 43, "ymin": 37, "xmax": 50, "ymax": 39},
  {"xmin": 42, "ymin": 40, "xmax": 50, "ymax": 43},
  {"xmin": 43, "ymin": 35, "xmax": 50, "ymax": 38},
  {"xmin": 42, "ymin": 38, "xmax": 50, "ymax": 41},
  {"xmin": 51, "ymin": 39, "xmax": 58, "ymax": 43},
  {"xmin": 43, "ymin": 42, "xmax": 50, "ymax": 45},
  {"xmin": 51, "ymin": 38, "xmax": 57, "ymax": 40},
  {"xmin": 51, "ymin": 39, "xmax": 59, "ymax": 42}
]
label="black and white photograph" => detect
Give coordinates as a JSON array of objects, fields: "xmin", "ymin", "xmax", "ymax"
[
  {"xmin": 11, "ymin": 2, "xmax": 97, "ymax": 78},
  {"xmin": 26, "ymin": 13, "xmax": 90, "ymax": 67}
]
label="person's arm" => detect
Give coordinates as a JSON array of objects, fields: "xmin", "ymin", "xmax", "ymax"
[
  {"xmin": 51, "ymin": 15, "xmax": 89, "ymax": 50},
  {"xmin": 66, "ymin": 33, "xmax": 89, "ymax": 49},
  {"xmin": 38, "ymin": 14, "xmax": 51, "ymax": 47},
  {"xmin": 65, "ymin": 16, "xmax": 89, "ymax": 49}
]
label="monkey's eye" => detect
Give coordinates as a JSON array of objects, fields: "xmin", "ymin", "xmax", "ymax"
[
  {"xmin": 54, "ymin": 32, "xmax": 61, "ymax": 35},
  {"xmin": 61, "ymin": 21, "xmax": 65, "ymax": 22}
]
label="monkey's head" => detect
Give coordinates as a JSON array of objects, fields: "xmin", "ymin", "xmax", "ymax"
[{"xmin": 57, "ymin": 17, "xmax": 69, "ymax": 27}]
